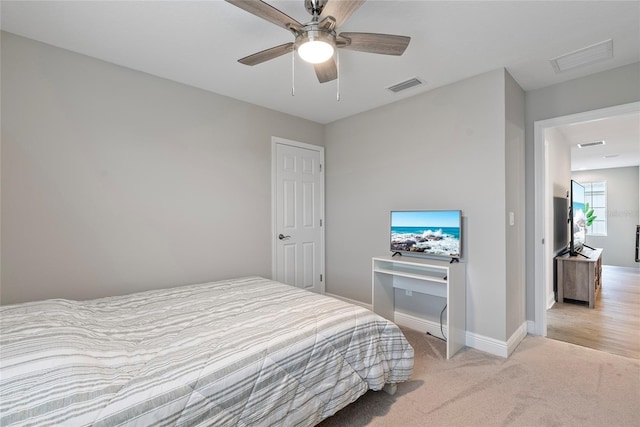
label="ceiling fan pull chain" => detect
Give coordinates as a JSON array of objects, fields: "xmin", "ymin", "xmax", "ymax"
[
  {"xmin": 291, "ymin": 51, "xmax": 295, "ymax": 96},
  {"xmin": 336, "ymin": 50, "xmax": 340, "ymax": 101}
]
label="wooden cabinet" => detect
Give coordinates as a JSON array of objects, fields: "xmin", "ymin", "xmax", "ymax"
[
  {"xmin": 372, "ymin": 255, "xmax": 466, "ymax": 359},
  {"xmin": 555, "ymin": 247, "xmax": 603, "ymax": 308}
]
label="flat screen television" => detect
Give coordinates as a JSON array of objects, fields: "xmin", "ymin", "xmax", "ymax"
[
  {"xmin": 390, "ymin": 210, "xmax": 462, "ymax": 260},
  {"xmin": 570, "ymin": 180, "xmax": 586, "ymax": 255}
]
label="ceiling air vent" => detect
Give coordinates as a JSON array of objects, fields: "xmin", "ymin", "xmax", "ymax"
[
  {"xmin": 550, "ymin": 39, "xmax": 613, "ymax": 73},
  {"xmin": 387, "ymin": 77, "xmax": 424, "ymax": 93},
  {"xmin": 577, "ymin": 140, "xmax": 606, "ymax": 148}
]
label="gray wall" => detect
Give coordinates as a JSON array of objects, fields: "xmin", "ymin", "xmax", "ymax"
[
  {"xmin": 524, "ymin": 62, "xmax": 640, "ymax": 321},
  {"xmin": 504, "ymin": 71, "xmax": 526, "ymax": 340},
  {"xmin": 572, "ymin": 166, "xmax": 640, "ymax": 268},
  {"xmin": 546, "ymin": 127, "xmax": 572, "ymax": 306},
  {"xmin": 325, "ymin": 69, "xmax": 525, "ymax": 342},
  {"xmin": 1, "ymin": 32, "xmax": 324, "ymax": 304},
  {"xmin": 5, "ymin": 28, "xmax": 634, "ymax": 344}
]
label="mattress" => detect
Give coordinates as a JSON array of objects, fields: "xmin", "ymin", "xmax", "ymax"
[{"xmin": 0, "ymin": 277, "xmax": 414, "ymax": 426}]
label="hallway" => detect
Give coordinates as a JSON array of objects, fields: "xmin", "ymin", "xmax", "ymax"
[{"xmin": 547, "ymin": 265, "xmax": 640, "ymax": 359}]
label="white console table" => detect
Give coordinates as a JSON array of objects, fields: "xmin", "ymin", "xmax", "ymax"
[{"xmin": 372, "ymin": 255, "xmax": 466, "ymax": 359}]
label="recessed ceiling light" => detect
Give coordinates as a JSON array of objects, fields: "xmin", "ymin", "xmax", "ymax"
[
  {"xmin": 603, "ymin": 154, "xmax": 619, "ymax": 158},
  {"xmin": 550, "ymin": 39, "xmax": 613, "ymax": 73},
  {"xmin": 577, "ymin": 140, "xmax": 606, "ymax": 148}
]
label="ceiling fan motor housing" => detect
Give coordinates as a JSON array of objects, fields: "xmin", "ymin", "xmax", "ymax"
[
  {"xmin": 226, "ymin": 0, "xmax": 411, "ymax": 82},
  {"xmin": 305, "ymin": 0, "xmax": 328, "ymax": 16},
  {"xmin": 295, "ymin": 26, "xmax": 336, "ymax": 49},
  {"xmin": 295, "ymin": 26, "xmax": 336, "ymax": 64}
]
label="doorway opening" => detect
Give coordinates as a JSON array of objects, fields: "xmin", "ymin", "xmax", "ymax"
[{"xmin": 533, "ymin": 101, "xmax": 640, "ymax": 341}]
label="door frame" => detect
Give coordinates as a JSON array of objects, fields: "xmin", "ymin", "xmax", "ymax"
[
  {"xmin": 533, "ymin": 101, "xmax": 639, "ymax": 336},
  {"xmin": 271, "ymin": 136, "xmax": 325, "ymax": 293}
]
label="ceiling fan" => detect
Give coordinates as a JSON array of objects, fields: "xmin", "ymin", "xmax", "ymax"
[{"xmin": 226, "ymin": 0, "xmax": 411, "ymax": 83}]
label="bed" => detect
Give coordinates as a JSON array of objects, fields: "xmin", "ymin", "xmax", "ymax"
[{"xmin": 0, "ymin": 276, "xmax": 414, "ymax": 426}]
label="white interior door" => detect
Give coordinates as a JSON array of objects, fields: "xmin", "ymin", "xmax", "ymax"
[{"xmin": 272, "ymin": 138, "xmax": 324, "ymax": 293}]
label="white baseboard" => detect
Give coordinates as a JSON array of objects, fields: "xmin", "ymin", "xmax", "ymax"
[
  {"xmin": 324, "ymin": 292, "xmax": 372, "ymax": 311},
  {"xmin": 547, "ymin": 291, "xmax": 555, "ymax": 310},
  {"xmin": 465, "ymin": 321, "xmax": 526, "ymax": 358},
  {"xmin": 393, "ymin": 312, "xmax": 448, "ymax": 340},
  {"xmin": 464, "ymin": 331, "xmax": 508, "ymax": 357},
  {"xmin": 506, "ymin": 321, "xmax": 528, "ymax": 356},
  {"xmin": 396, "ymin": 312, "xmax": 527, "ymax": 358},
  {"xmin": 324, "ymin": 294, "xmax": 528, "ymax": 359},
  {"xmin": 526, "ymin": 320, "xmax": 537, "ymax": 334}
]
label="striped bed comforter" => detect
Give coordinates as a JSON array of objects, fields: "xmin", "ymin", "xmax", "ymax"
[{"xmin": 0, "ymin": 276, "xmax": 414, "ymax": 426}]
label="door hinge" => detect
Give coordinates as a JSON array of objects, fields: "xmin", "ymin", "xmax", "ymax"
[
  {"xmin": 319, "ymin": 163, "xmax": 322, "ymax": 172},
  {"xmin": 320, "ymin": 274, "xmax": 323, "ymax": 282},
  {"xmin": 320, "ymin": 219, "xmax": 323, "ymax": 227}
]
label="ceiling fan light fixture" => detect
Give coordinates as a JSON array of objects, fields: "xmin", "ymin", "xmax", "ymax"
[
  {"xmin": 298, "ymin": 40, "xmax": 334, "ymax": 63},
  {"xmin": 296, "ymin": 29, "xmax": 335, "ymax": 64},
  {"xmin": 227, "ymin": 0, "xmax": 411, "ymax": 84}
]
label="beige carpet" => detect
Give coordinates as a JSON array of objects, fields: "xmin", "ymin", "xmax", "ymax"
[{"xmin": 319, "ymin": 327, "xmax": 640, "ymax": 426}]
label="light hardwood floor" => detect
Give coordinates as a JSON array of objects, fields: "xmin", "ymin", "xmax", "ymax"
[{"xmin": 547, "ymin": 264, "xmax": 640, "ymax": 359}]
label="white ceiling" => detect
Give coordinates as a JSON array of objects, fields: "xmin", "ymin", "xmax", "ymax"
[
  {"xmin": 556, "ymin": 112, "xmax": 640, "ymax": 171},
  {"xmin": 1, "ymin": 0, "xmax": 639, "ymax": 170}
]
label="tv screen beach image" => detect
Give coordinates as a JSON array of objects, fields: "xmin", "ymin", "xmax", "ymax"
[
  {"xmin": 572, "ymin": 200, "xmax": 586, "ymax": 249},
  {"xmin": 391, "ymin": 211, "xmax": 461, "ymax": 257}
]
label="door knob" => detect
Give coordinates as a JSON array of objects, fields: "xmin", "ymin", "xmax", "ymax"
[{"xmin": 278, "ymin": 234, "xmax": 291, "ymax": 240}]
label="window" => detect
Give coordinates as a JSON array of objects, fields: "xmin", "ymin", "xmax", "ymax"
[{"xmin": 582, "ymin": 181, "xmax": 607, "ymax": 236}]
